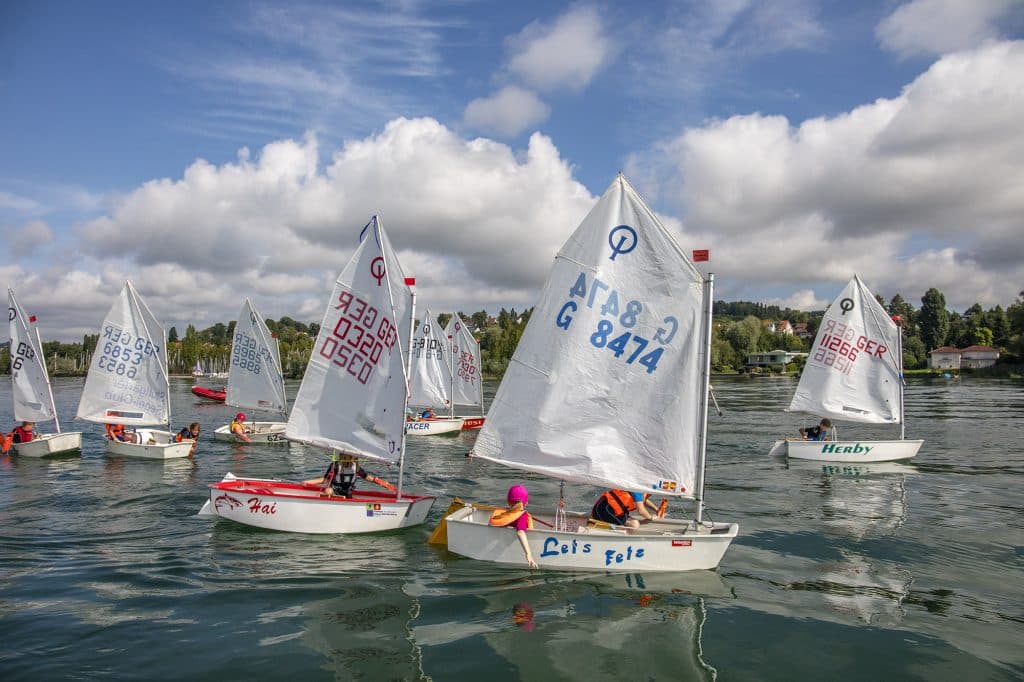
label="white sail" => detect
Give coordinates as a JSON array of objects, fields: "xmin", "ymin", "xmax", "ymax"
[
  {"xmin": 445, "ymin": 313, "xmax": 483, "ymax": 408},
  {"xmin": 408, "ymin": 308, "xmax": 452, "ymax": 409},
  {"xmin": 8, "ymin": 289, "xmax": 57, "ymax": 424},
  {"xmin": 76, "ymin": 282, "xmax": 170, "ymax": 426},
  {"xmin": 789, "ymin": 275, "xmax": 903, "ymax": 424},
  {"xmin": 226, "ymin": 298, "xmax": 287, "ymax": 415},
  {"xmin": 472, "ymin": 175, "xmax": 706, "ymax": 498},
  {"xmin": 285, "ymin": 217, "xmax": 413, "ymax": 465}
]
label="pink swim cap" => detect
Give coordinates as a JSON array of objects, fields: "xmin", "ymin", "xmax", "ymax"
[{"xmin": 507, "ymin": 484, "xmax": 529, "ymax": 505}]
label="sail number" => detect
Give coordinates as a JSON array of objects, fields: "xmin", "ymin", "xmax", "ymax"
[
  {"xmin": 232, "ymin": 332, "xmax": 274, "ymax": 375},
  {"xmin": 412, "ymin": 337, "xmax": 444, "ymax": 361},
  {"xmin": 554, "ymin": 272, "xmax": 675, "ymax": 374},
  {"xmin": 11, "ymin": 341, "xmax": 35, "ymax": 371},
  {"xmin": 96, "ymin": 325, "xmax": 160, "ymax": 378},
  {"xmin": 454, "ymin": 347, "xmax": 478, "ymax": 386},
  {"xmin": 813, "ymin": 319, "xmax": 889, "ymax": 376},
  {"xmin": 318, "ymin": 291, "xmax": 398, "ymax": 385}
]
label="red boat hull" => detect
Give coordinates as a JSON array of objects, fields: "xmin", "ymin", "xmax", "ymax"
[{"xmin": 192, "ymin": 385, "xmax": 226, "ymax": 402}]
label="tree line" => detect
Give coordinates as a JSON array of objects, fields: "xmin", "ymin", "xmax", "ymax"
[{"xmin": 4, "ymin": 288, "xmax": 1023, "ymax": 378}]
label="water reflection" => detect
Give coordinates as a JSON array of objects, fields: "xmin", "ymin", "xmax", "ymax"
[{"xmin": 406, "ymin": 570, "xmax": 730, "ymax": 680}]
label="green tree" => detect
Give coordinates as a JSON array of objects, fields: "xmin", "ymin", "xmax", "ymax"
[
  {"xmin": 971, "ymin": 326, "xmax": 994, "ymax": 346},
  {"xmin": 168, "ymin": 326, "xmax": 178, "ymax": 343},
  {"xmin": 919, "ymin": 288, "xmax": 950, "ymax": 351}
]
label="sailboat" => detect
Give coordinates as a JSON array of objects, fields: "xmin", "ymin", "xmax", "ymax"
[
  {"xmin": 191, "ymin": 361, "xmax": 204, "ymax": 378},
  {"xmin": 212, "ymin": 299, "xmax": 289, "ymax": 443},
  {"xmin": 405, "ymin": 308, "xmax": 464, "ymax": 436},
  {"xmin": 444, "ymin": 313, "xmax": 485, "ymax": 430},
  {"xmin": 443, "ymin": 174, "xmax": 738, "ymax": 572},
  {"xmin": 768, "ymin": 275, "xmax": 923, "ymax": 462},
  {"xmin": 197, "ymin": 216, "xmax": 435, "ymax": 533},
  {"xmin": 76, "ymin": 281, "xmax": 194, "ymax": 460},
  {"xmin": 3, "ymin": 289, "xmax": 82, "ymax": 457}
]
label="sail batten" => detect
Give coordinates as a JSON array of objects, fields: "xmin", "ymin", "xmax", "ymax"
[
  {"xmin": 285, "ymin": 217, "xmax": 413, "ymax": 466},
  {"xmin": 789, "ymin": 275, "xmax": 903, "ymax": 424},
  {"xmin": 76, "ymin": 282, "xmax": 170, "ymax": 427},
  {"xmin": 471, "ymin": 175, "xmax": 705, "ymax": 498}
]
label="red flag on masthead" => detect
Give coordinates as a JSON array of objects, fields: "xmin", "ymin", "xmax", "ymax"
[
  {"xmin": 404, "ymin": 277, "xmax": 416, "ymax": 286},
  {"xmin": 692, "ymin": 249, "xmax": 710, "ymax": 262},
  {"xmin": 29, "ymin": 315, "xmax": 37, "ymax": 323}
]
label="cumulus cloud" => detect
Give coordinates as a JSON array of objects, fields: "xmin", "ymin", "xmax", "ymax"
[
  {"xmin": 59, "ymin": 117, "xmax": 594, "ymax": 339},
  {"xmin": 462, "ymin": 86, "xmax": 551, "ymax": 137},
  {"xmin": 877, "ymin": 0, "xmax": 1021, "ymax": 59},
  {"xmin": 505, "ymin": 5, "xmax": 613, "ymax": 92},
  {"xmin": 630, "ymin": 41, "xmax": 1024, "ymax": 309},
  {"xmin": 9, "ymin": 220, "xmax": 54, "ymax": 256}
]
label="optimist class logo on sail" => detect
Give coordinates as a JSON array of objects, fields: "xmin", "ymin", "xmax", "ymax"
[{"xmin": 553, "ymin": 225, "xmax": 676, "ymax": 375}]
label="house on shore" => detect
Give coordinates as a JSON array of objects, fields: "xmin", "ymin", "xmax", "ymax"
[
  {"xmin": 928, "ymin": 345, "xmax": 999, "ymax": 370},
  {"xmin": 745, "ymin": 350, "xmax": 807, "ymax": 372}
]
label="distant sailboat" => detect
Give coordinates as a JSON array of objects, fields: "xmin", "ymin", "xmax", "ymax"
[
  {"xmin": 212, "ymin": 299, "xmax": 289, "ymax": 444},
  {"xmin": 3, "ymin": 288, "xmax": 82, "ymax": 457},
  {"xmin": 76, "ymin": 281, "xmax": 193, "ymax": 460},
  {"xmin": 769, "ymin": 275, "xmax": 923, "ymax": 462},
  {"xmin": 406, "ymin": 309, "xmax": 463, "ymax": 435},
  {"xmin": 445, "ymin": 313, "xmax": 485, "ymax": 430}
]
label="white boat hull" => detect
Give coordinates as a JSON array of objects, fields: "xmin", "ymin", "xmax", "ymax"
[
  {"xmin": 404, "ymin": 417, "xmax": 464, "ymax": 435},
  {"xmin": 11, "ymin": 432, "xmax": 82, "ymax": 457},
  {"xmin": 212, "ymin": 421, "xmax": 289, "ymax": 444},
  {"xmin": 105, "ymin": 430, "xmax": 195, "ymax": 460},
  {"xmin": 445, "ymin": 506, "xmax": 737, "ymax": 572},
  {"xmin": 771, "ymin": 438, "xmax": 922, "ymax": 462},
  {"xmin": 197, "ymin": 474, "xmax": 435, "ymax": 534}
]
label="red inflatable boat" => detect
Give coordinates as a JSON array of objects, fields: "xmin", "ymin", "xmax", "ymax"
[{"xmin": 191, "ymin": 385, "xmax": 226, "ymax": 402}]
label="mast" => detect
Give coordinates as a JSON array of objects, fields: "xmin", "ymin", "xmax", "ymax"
[
  {"xmin": 448, "ymin": 327, "xmax": 456, "ymax": 419},
  {"xmin": 34, "ymin": 325, "xmax": 61, "ymax": 433},
  {"xmin": 397, "ymin": 285, "xmax": 417, "ymax": 501},
  {"xmin": 694, "ymin": 273, "xmax": 715, "ymax": 525},
  {"xmin": 896, "ymin": 316, "xmax": 905, "ymax": 441}
]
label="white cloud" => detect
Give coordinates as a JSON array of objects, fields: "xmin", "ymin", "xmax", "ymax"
[
  {"xmin": 505, "ymin": 5, "xmax": 613, "ymax": 92},
  {"xmin": 59, "ymin": 117, "xmax": 594, "ymax": 339},
  {"xmin": 630, "ymin": 41, "xmax": 1024, "ymax": 310},
  {"xmin": 462, "ymin": 86, "xmax": 551, "ymax": 137},
  {"xmin": 0, "ymin": 191, "xmax": 42, "ymax": 214},
  {"xmin": 10, "ymin": 220, "xmax": 54, "ymax": 256},
  {"xmin": 768, "ymin": 289, "xmax": 829, "ymax": 312},
  {"xmin": 877, "ymin": 0, "xmax": 1020, "ymax": 59}
]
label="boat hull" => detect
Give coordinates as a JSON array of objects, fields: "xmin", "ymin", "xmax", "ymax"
[
  {"xmin": 212, "ymin": 421, "xmax": 289, "ymax": 444},
  {"xmin": 197, "ymin": 474, "xmax": 435, "ymax": 533},
  {"xmin": 11, "ymin": 432, "xmax": 82, "ymax": 457},
  {"xmin": 106, "ymin": 430, "xmax": 195, "ymax": 460},
  {"xmin": 772, "ymin": 438, "xmax": 922, "ymax": 462},
  {"xmin": 446, "ymin": 506, "xmax": 737, "ymax": 572},
  {"xmin": 458, "ymin": 416, "xmax": 485, "ymax": 430},
  {"xmin": 191, "ymin": 385, "xmax": 226, "ymax": 402},
  {"xmin": 404, "ymin": 417, "xmax": 464, "ymax": 435}
]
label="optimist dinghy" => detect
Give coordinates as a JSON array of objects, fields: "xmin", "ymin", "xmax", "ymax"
[
  {"xmin": 198, "ymin": 217, "xmax": 434, "ymax": 532},
  {"xmin": 442, "ymin": 175, "xmax": 738, "ymax": 572}
]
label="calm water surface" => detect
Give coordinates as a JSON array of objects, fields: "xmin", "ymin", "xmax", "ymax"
[{"xmin": 0, "ymin": 376, "xmax": 1021, "ymax": 680}]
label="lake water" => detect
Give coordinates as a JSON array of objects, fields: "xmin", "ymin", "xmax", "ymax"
[{"xmin": 0, "ymin": 376, "xmax": 1021, "ymax": 680}]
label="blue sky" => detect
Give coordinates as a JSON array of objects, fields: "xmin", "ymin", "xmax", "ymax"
[{"xmin": 2, "ymin": 0, "xmax": 1023, "ymax": 339}]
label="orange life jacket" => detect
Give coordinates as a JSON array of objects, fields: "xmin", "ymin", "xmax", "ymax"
[
  {"xmin": 489, "ymin": 503, "xmax": 534, "ymax": 529},
  {"xmin": 105, "ymin": 424, "xmax": 125, "ymax": 440},
  {"xmin": 600, "ymin": 489, "xmax": 641, "ymax": 517}
]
